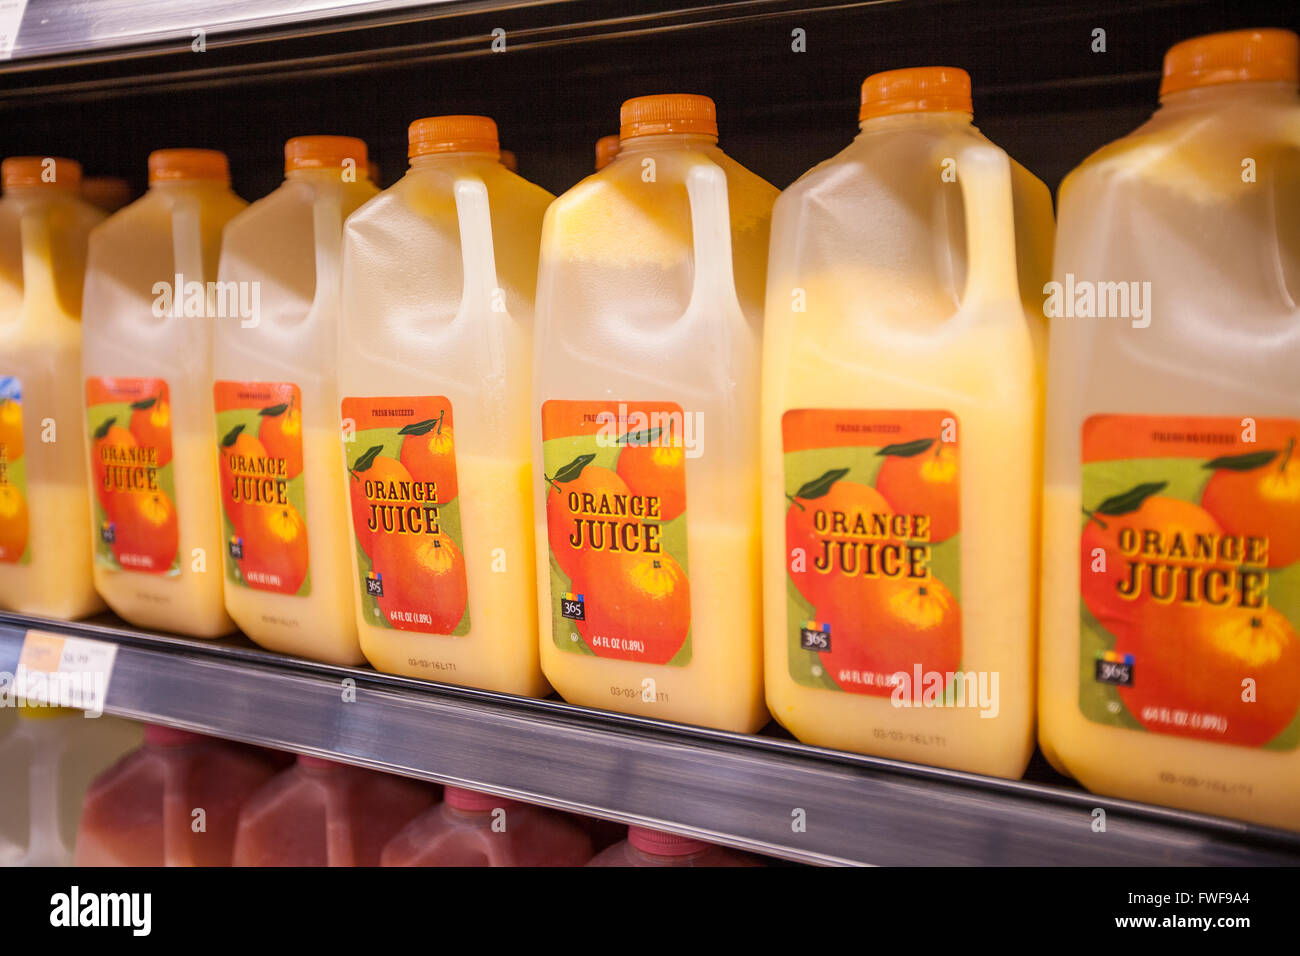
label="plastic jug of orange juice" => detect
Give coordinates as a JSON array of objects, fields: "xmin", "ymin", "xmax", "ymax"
[
  {"xmin": 760, "ymin": 68, "xmax": 1052, "ymax": 779},
  {"xmin": 0, "ymin": 157, "xmax": 106, "ymax": 618},
  {"xmin": 212, "ymin": 137, "xmax": 376, "ymax": 664},
  {"xmin": 81, "ymin": 176, "xmax": 132, "ymax": 214},
  {"xmin": 232, "ymin": 755, "xmax": 436, "ymax": 866},
  {"xmin": 532, "ymin": 94, "xmax": 777, "ymax": 733},
  {"xmin": 586, "ymin": 825, "xmax": 761, "ymax": 867},
  {"xmin": 1040, "ymin": 28, "xmax": 1300, "ymax": 829},
  {"xmin": 81, "ymin": 149, "xmax": 246, "ymax": 637},
  {"xmin": 594, "ymin": 135, "xmax": 620, "ymax": 171},
  {"xmin": 0, "ymin": 706, "xmax": 140, "ymax": 866},
  {"xmin": 338, "ymin": 116, "xmax": 553, "ymax": 695},
  {"xmin": 76, "ymin": 725, "xmax": 280, "ymax": 865},
  {"xmin": 380, "ymin": 786, "xmax": 593, "ymax": 866}
]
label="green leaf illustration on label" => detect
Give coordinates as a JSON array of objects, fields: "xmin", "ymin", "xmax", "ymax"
[
  {"xmin": 92, "ymin": 416, "xmax": 116, "ymax": 441},
  {"xmin": 791, "ymin": 467, "xmax": 849, "ymax": 502},
  {"xmin": 877, "ymin": 437, "xmax": 934, "ymax": 458},
  {"xmin": 352, "ymin": 444, "xmax": 383, "ymax": 472},
  {"xmin": 258, "ymin": 402, "xmax": 289, "ymax": 417},
  {"xmin": 1092, "ymin": 481, "xmax": 1167, "ymax": 517},
  {"xmin": 1203, "ymin": 449, "xmax": 1279, "ymax": 472},
  {"xmin": 551, "ymin": 452, "xmax": 595, "ymax": 484}
]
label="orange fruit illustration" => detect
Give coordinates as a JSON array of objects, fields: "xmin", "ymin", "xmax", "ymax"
[
  {"xmin": 400, "ymin": 423, "xmax": 457, "ymax": 503},
  {"xmin": 1201, "ymin": 439, "xmax": 1300, "ymax": 568},
  {"xmin": 1080, "ymin": 494, "xmax": 1221, "ymax": 634},
  {"xmin": 874, "ymin": 441, "xmax": 958, "ymax": 543},
  {"xmin": 544, "ymin": 462, "xmax": 630, "ymax": 584},
  {"xmin": 1117, "ymin": 601, "xmax": 1300, "ymax": 747},
  {"xmin": 372, "ymin": 529, "xmax": 467, "ymax": 633},
  {"xmin": 348, "ymin": 453, "xmax": 412, "ymax": 558},
  {"xmin": 218, "ymin": 429, "xmax": 270, "ymax": 534},
  {"xmin": 0, "ymin": 484, "xmax": 28, "ymax": 561},
  {"xmin": 577, "ymin": 550, "xmax": 689, "ymax": 665},
  {"xmin": 616, "ymin": 443, "xmax": 686, "ymax": 522},
  {"xmin": 111, "ymin": 489, "xmax": 178, "ymax": 573},
  {"xmin": 819, "ymin": 574, "xmax": 960, "ymax": 696},
  {"xmin": 258, "ymin": 401, "xmax": 303, "ymax": 480},
  {"xmin": 239, "ymin": 502, "xmax": 309, "ymax": 594},
  {"xmin": 786, "ymin": 478, "xmax": 893, "ymax": 610},
  {"xmin": 90, "ymin": 422, "xmax": 137, "ymax": 516},
  {"xmin": 0, "ymin": 398, "xmax": 23, "ymax": 461},
  {"xmin": 129, "ymin": 395, "xmax": 172, "ymax": 468}
]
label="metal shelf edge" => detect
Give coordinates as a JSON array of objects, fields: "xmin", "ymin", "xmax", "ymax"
[{"xmin": 1, "ymin": 614, "xmax": 1297, "ymax": 866}]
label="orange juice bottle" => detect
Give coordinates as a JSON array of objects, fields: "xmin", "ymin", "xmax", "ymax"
[
  {"xmin": 594, "ymin": 135, "xmax": 620, "ymax": 171},
  {"xmin": 0, "ymin": 157, "xmax": 106, "ymax": 618},
  {"xmin": 533, "ymin": 95, "xmax": 777, "ymax": 733},
  {"xmin": 338, "ymin": 116, "xmax": 553, "ymax": 695},
  {"xmin": 761, "ymin": 68, "xmax": 1053, "ymax": 778},
  {"xmin": 1040, "ymin": 29, "xmax": 1300, "ymax": 829},
  {"xmin": 212, "ymin": 137, "xmax": 376, "ymax": 664},
  {"xmin": 81, "ymin": 176, "xmax": 132, "ymax": 214},
  {"xmin": 81, "ymin": 150, "xmax": 246, "ymax": 637}
]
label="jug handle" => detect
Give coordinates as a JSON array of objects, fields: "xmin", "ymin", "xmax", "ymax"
[
  {"xmin": 453, "ymin": 176, "xmax": 503, "ymax": 317},
  {"xmin": 955, "ymin": 143, "xmax": 1020, "ymax": 312},
  {"xmin": 309, "ymin": 190, "xmax": 343, "ymax": 327},
  {"xmin": 322, "ymin": 776, "xmax": 356, "ymax": 867},
  {"xmin": 24, "ymin": 725, "xmax": 73, "ymax": 865},
  {"xmin": 161, "ymin": 751, "xmax": 196, "ymax": 866},
  {"xmin": 685, "ymin": 161, "xmax": 745, "ymax": 323},
  {"xmin": 18, "ymin": 208, "xmax": 61, "ymax": 315},
  {"xmin": 169, "ymin": 197, "xmax": 206, "ymax": 292}
]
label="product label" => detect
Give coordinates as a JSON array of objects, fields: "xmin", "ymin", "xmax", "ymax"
[
  {"xmin": 782, "ymin": 409, "xmax": 961, "ymax": 696},
  {"xmin": 540, "ymin": 400, "xmax": 691, "ymax": 666},
  {"xmin": 0, "ymin": 376, "xmax": 30, "ymax": 564},
  {"xmin": 341, "ymin": 396, "xmax": 469, "ymax": 635},
  {"xmin": 1079, "ymin": 414, "xmax": 1300, "ymax": 750},
  {"xmin": 214, "ymin": 381, "xmax": 310, "ymax": 596},
  {"xmin": 85, "ymin": 377, "xmax": 179, "ymax": 575}
]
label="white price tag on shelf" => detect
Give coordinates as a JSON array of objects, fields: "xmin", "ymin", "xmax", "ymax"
[
  {"xmin": 15, "ymin": 629, "xmax": 118, "ymax": 716},
  {"xmin": 0, "ymin": 0, "xmax": 28, "ymax": 60}
]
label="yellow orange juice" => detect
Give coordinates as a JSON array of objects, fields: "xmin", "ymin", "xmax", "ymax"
[
  {"xmin": 81, "ymin": 149, "xmax": 245, "ymax": 637},
  {"xmin": 339, "ymin": 116, "xmax": 552, "ymax": 696},
  {"xmin": 761, "ymin": 69, "xmax": 1052, "ymax": 777},
  {"xmin": 213, "ymin": 138, "xmax": 377, "ymax": 664},
  {"xmin": 0, "ymin": 157, "xmax": 105, "ymax": 619},
  {"xmin": 1040, "ymin": 30, "xmax": 1300, "ymax": 829},
  {"xmin": 532, "ymin": 95, "xmax": 776, "ymax": 732}
]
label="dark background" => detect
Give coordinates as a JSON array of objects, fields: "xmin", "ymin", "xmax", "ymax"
[{"xmin": 2, "ymin": 0, "xmax": 1297, "ymax": 202}]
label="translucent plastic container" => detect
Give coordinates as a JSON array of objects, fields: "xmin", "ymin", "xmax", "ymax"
[
  {"xmin": 213, "ymin": 136, "xmax": 376, "ymax": 664},
  {"xmin": 586, "ymin": 826, "xmax": 761, "ymax": 867},
  {"xmin": 339, "ymin": 115, "xmax": 553, "ymax": 696},
  {"xmin": 761, "ymin": 68, "xmax": 1053, "ymax": 779},
  {"xmin": 0, "ymin": 707, "xmax": 140, "ymax": 866},
  {"xmin": 81, "ymin": 176, "xmax": 132, "ymax": 214},
  {"xmin": 1040, "ymin": 28, "xmax": 1300, "ymax": 830},
  {"xmin": 76, "ymin": 725, "xmax": 280, "ymax": 866},
  {"xmin": 232, "ymin": 755, "xmax": 436, "ymax": 866},
  {"xmin": 381, "ymin": 786, "xmax": 593, "ymax": 866},
  {"xmin": 594, "ymin": 135, "xmax": 620, "ymax": 171},
  {"xmin": 532, "ymin": 94, "xmax": 778, "ymax": 733},
  {"xmin": 81, "ymin": 149, "xmax": 246, "ymax": 637},
  {"xmin": 0, "ymin": 157, "xmax": 106, "ymax": 618}
]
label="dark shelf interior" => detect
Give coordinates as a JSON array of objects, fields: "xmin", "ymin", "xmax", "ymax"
[{"xmin": 3, "ymin": 0, "xmax": 1296, "ymax": 201}]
